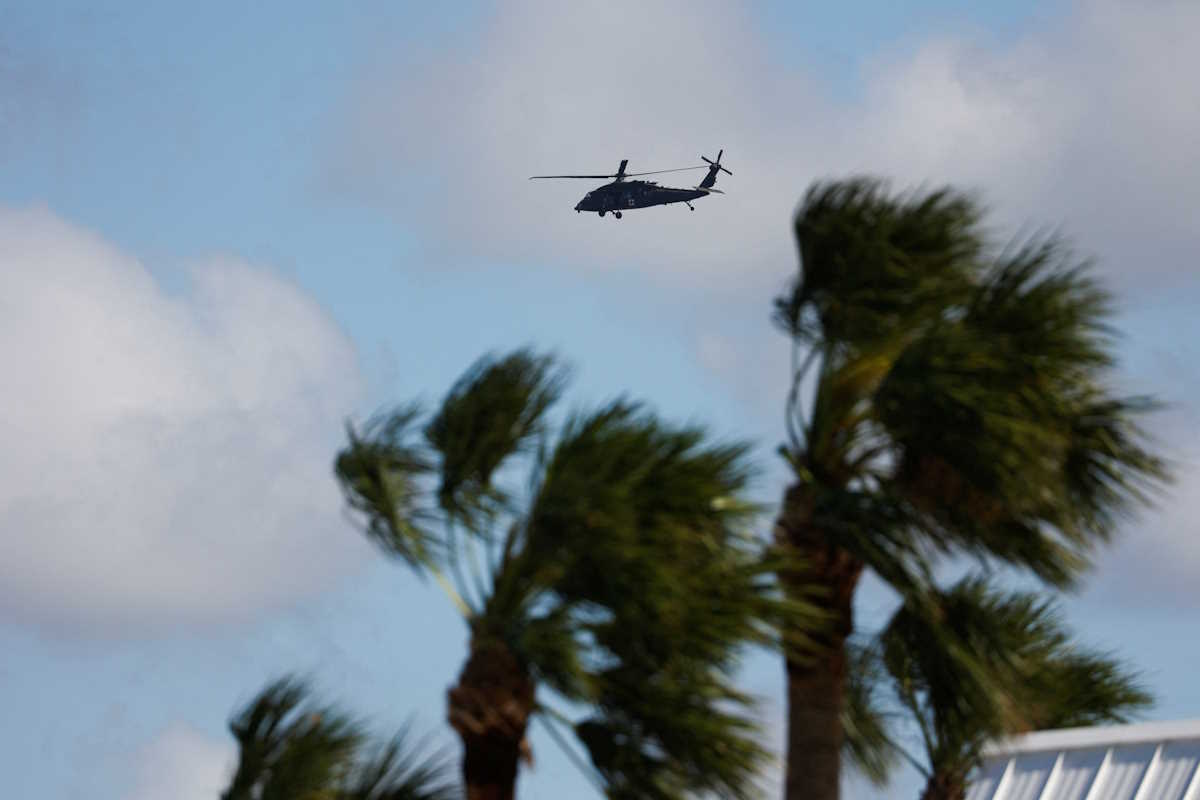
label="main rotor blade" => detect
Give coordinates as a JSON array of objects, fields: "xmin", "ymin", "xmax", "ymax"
[
  {"xmin": 622, "ymin": 166, "xmax": 708, "ymax": 176},
  {"xmin": 529, "ymin": 174, "xmax": 618, "ymax": 179},
  {"xmin": 530, "ymin": 165, "xmax": 706, "ymax": 179}
]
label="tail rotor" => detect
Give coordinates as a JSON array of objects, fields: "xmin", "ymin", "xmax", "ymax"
[{"xmin": 699, "ymin": 149, "xmax": 731, "ymax": 189}]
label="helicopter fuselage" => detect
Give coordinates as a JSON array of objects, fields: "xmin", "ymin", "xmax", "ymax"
[{"xmin": 574, "ymin": 180, "xmax": 709, "ymax": 216}]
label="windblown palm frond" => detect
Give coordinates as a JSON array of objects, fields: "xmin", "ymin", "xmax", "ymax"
[
  {"xmin": 336, "ymin": 406, "xmax": 438, "ymax": 570},
  {"xmin": 425, "ymin": 349, "xmax": 568, "ymax": 526},
  {"xmin": 222, "ymin": 677, "xmax": 457, "ymax": 800},
  {"xmin": 774, "ymin": 178, "xmax": 985, "ymax": 348},
  {"xmin": 841, "ymin": 638, "xmax": 901, "ymax": 787},
  {"xmin": 841, "ymin": 577, "xmax": 1151, "ymax": 795},
  {"xmin": 343, "ymin": 728, "xmax": 460, "ymax": 800},
  {"xmin": 876, "ymin": 239, "xmax": 1169, "ymax": 585}
]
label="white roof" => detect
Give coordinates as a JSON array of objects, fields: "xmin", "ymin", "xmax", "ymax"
[{"xmin": 968, "ymin": 719, "xmax": 1200, "ymax": 800}]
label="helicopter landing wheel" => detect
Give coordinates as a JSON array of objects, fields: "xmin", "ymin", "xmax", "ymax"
[
  {"xmin": 599, "ymin": 210, "xmax": 606, "ymax": 217},
  {"xmin": 614, "ymin": 211, "xmax": 622, "ymax": 219}
]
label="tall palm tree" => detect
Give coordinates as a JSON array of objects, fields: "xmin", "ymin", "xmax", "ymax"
[
  {"xmin": 335, "ymin": 350, "xmax": 812, "ymax": 800},
  {"xmin": 221, "ymin": 676, "xmax": 459, "ymax": 800},
  {"xmin": 772, "ymin": 179, "xmax": 1167, "ymax": 800},
  {"xmin": 842, "ymin": 577, "xmax": 1151, "ymax": 800}
]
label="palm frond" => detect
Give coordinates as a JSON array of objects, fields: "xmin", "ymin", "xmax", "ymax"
[
  {"xmin": 576, "ymin": 663, "xmax": 767, "ymax": 800},
  {"xmin": 336, "ymin": 406, "xmax": 439, "ymax": 570},
  {"xmin": 342, "ymin": 725, "xmax": 460, "ymax": 800},
  {"xmin": 841, "ymin": 639, "xmax": 901, "ymax": 786},
  {"xmin": 223, "ymin": 677, "xmax": 364, "ymax": 800},
  {"xmin": 223, "ymin": 678, "xmax": 458, "ymax": 800},
  {"xmin": 775, "ymin": 178, "xmax": 983, "ymax": 347},
  {"xmin": 513, "ymin": 401, "xmax": 803, "ymax": 798},
  {"xmin": 425, "ymin": 349, "xmax": 568, "ymax": 526},
  {"xmin": 1021, "ymin": 652, "xmax": 1151, "ymax": 731},
  {"xmin": 879, "ymin": 577, "xmax": 1152, "ymax": 779},
  {"xmin": 876, "ymin": 235, "xmax": 1168, "ymax": 586}
]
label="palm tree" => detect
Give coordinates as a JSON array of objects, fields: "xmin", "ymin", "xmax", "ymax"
[
  {"xmin": 221, "ymin": 676, "xmax": 459, "ymax": 800},
  {"xmin": 842, "ymin": 577, "xmax": 1151, "ymax": 800},
  {"xmin": 772, "ymin": 178, "xmax": 1167, "ymax": 800},
  {"xmin": 334, "ymin": 350, "xmax": 812, "ymax": 800}
]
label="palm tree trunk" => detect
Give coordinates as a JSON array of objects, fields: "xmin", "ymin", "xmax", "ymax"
[
  {"xmin": 448, "ymin": 636, "xmax": 535, "ymax": 800},
  {"xmin": 778, "ymin": 483, "xmax": 863, "ymax": 800},
  {"xmin": 920, "ymin": 770, "xmax": 967, "ymax": 800}
]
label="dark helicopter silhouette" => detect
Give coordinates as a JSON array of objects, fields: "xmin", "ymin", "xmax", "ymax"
[{"xmin": 531, "ymin": 151, "xmax": 731, "ymax": 219}]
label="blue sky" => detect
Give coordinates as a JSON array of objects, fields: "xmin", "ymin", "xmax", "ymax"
[{"xmin": 3, "ymin": 2, "xmax": 1199, "ymax": 798}]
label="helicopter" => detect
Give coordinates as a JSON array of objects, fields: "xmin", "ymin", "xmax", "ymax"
[{"xmin": 530, "ymin": 150, "xmax": 731, "ymax": 219}]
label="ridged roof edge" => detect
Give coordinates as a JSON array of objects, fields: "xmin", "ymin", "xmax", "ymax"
[{"xmin": 983, "ymin": 718, "xmax": 1200, "ymax": 756}]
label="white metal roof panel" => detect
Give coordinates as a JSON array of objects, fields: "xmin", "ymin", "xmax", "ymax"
[
  {"xmin": 970, "ymin": 720, "xmax": 1200, "ymax": 800},
  {"xmin": 965, "ymin": 758, "xmax": 1008, "ymax": 800},
  {"xmin": 1043, "ymin": 747, "xmax": 1106, "ymax": 800},
  {"xmin": 1090, "ymin": 743, "xmax": 1155, "ymax": 800},
  {"xmin": 1143, "ymin": 740, "xmax": 1200, "ymax": 800},
  {"xmin": 1004, "ymin": 751, "xmax": 1057, "ymax": 800}
]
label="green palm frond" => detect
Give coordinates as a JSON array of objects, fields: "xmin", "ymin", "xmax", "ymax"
[
  {"xmin": 775, "ymin": 178, "xmax": 984, "ymax": 348},
  {"xmin": 1021, "ymin": 651, "xmax": 1151, "ymax": 731},
  {"xmin": 1061, "ymin": 392, "xmax": 1169, "ymax": 537},
  {"xmin": 336, "ymin": 406, "xmax": 438, "ymax": 570},
  {"xmin": 223, "ymin": 677, "xmax": 364, "ymax": 800},
  {"xmin": 425, "ymin": 349, "xmax": 568, "ymax": 526},
  {"xmin": 342, "ymin": 726, "xmax": 459, "ymax": 800},
  {"xmin": 223, "ymin": 678, "xmax": 458, "ymax": 800},
  {"xmin": 874, "ymin": 234, "xmax": 1167, "ymax": 586},
  {"xmin": 512, "ymin": 401, "xmax": 807, "ymax": 798},
  {"xmin": 877, "ymin": 577, "xmax": 1152, "ymax": 780},
  {"xmin": 841, "ymin": 639, "xmax": 901, "ymax": 786},
  {"xmin": 522, "ymin": 401, "xmax": 754, "ymax": 593},
  {"xmin": 577, "ymin": 660, "xmax": 767, "ymax": 800}
]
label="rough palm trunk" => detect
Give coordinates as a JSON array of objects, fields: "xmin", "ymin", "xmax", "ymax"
[
  {"xmin": 920, "ymin": 770, "xmax": 967, "ymax": 800},
  {"xmin": 778, "ymin": 483, "xmax": 863, "ymax": 800},
  {"xmin": 447, "ymin": 637, "xmax": 535, "ymax": 800}
]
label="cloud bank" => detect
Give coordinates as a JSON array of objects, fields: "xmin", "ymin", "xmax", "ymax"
[{"xmin": 0, "ymin": 207, "xmax": 370, "ymax": 634}]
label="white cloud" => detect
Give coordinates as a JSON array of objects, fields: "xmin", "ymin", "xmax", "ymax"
[
  {"xmin": 844, "ymin": 0, "xmax": 1200, "ymax": 289},
  {"xmin": 125, "ymin": 723, "xmax": 235, "ymax": 800},
  {"xmin": 0, "ymin": 207, "xmax": 370, "ymax": 634}
]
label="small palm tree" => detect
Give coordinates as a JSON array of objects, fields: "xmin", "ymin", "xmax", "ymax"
[
  {"xmin": 221, "ymin": 676, "xmax": 458, "ymax": 800},
  {"xmin": 842, "ymin": 577, "xmax": 1151, "ymax": 800},
  {"xmin": 335, "ymin": 350, "xmax": 810, "ymax": 800},
  {"xmin": 772, "ymin": 178, "xmax": 1167, "ymax": 800}
]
